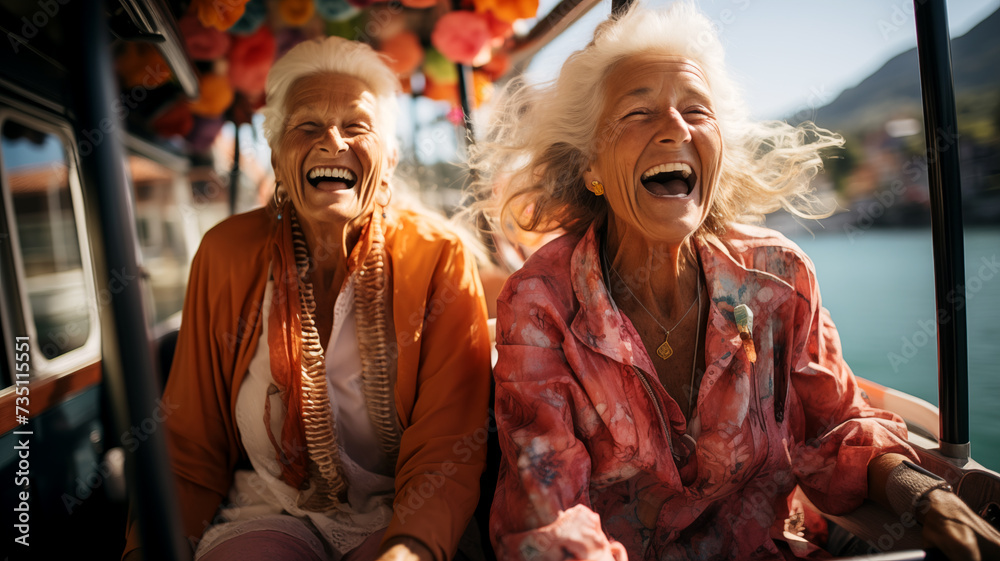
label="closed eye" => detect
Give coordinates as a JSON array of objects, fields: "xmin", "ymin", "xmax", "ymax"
[{"xmin": 623, "ymin": 109, "xmax": 649, "ymax": 119}]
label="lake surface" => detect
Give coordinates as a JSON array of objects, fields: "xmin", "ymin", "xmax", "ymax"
[{"xmin": 788, "ymin": 228, "xmax": 1000, "ymax": 470}]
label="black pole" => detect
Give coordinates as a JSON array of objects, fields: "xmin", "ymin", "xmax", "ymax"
[
  {"xmin": 611, "ymin": 0, "xmax": 632, "ymax": 17},
  {"xmin": 455, "ymin": 62, "xmax": 476, "ymax": 142},
  {"xmin": 451, "ymin": 0, "xmax": 476, "ymax": 143},
  {"xmin": 912, "ymin": 0, "xmax": 969, "ymax": 462},
  {"xmin": 67, "ymin": 0, "xmax": 191, "ymax": 559},
  {"xmin": 230, "ymin": 123, "xmax": 241, "ymax": 216}
]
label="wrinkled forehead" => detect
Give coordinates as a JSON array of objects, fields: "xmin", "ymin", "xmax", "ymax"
[
  {"xmin": 608, "ymin": 51, "xmax": 708, "ymax": 80},
  {"xmin": 283, "ymin": 72, "xmax": 379, "ymax": 120},
  {"xmin": 605, "ymin": 53, "xmax": 711, "ymax": 93},
  {"xmin": 598, "ymin": 53, "xmax": 713, "ymax": 118}
]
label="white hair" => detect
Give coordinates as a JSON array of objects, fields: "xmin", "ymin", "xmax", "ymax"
[
  {"xmin": 471, "ymin": 2, "xmax": 843, "ymax": 238},
  {"xmin": 260, "ymin": 36, "xmax": 401, "ymax": 157}
]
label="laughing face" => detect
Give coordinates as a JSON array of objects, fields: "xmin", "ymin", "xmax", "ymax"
[
  {"xmin": 586, "ymin": 53, "xmax": 723, "ymax": 245},
  {"xmin": 274, "ymin": 72, "xmax": 389, "ymax": 234}
]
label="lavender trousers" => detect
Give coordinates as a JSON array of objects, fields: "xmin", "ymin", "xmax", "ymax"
[{"xmin": 199, "ymin": 525, "xmax": 386, "ymax": 561}]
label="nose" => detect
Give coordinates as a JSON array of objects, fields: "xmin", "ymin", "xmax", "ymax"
[
  {"xmin": 655, "ymin": 108, "xmax": 691, "ymax": 145},
  {"xmin": 319, "ymin": 125, "xmax": 349, "ymax": 154}
]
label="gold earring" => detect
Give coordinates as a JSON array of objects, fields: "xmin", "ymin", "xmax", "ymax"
[{"xmin": 590, "ymin": 180, "xmax": 605, "ymax": 196}]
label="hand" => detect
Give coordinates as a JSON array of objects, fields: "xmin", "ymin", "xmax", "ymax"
[
  {"xmin": 919, "ymin": 488, "xmax": 1000, "ymax": 561},
  {"xmin": 375, "ymin": 537, "xmax": 435, "ymax": 561},
  {"xmin": 514, "ymin": 504, "xmax": 628, "ymax": 561}
]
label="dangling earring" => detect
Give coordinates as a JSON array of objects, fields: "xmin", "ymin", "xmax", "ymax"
[
  {"xmin": 589, "ymin": 180, "xmax": 605, "ymax": 196},
  {"xmin": 376, "ymin": 185, "xmax": 392, "ymax": 218},
  {"xmin": 273, "ymin": 182, "xmax": 287, "ymax": 220}
]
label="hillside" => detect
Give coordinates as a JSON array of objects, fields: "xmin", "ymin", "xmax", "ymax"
[{"xmin": 807, "ymin": 7, "xmax": 1000, "ymax": 132}]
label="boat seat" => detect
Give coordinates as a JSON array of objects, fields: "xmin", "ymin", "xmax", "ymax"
[{"xmin": 155, "ymin": 327, "xmax": 180, "ymax": 393}]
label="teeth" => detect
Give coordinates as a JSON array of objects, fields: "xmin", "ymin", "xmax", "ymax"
[
  {"xmin": 641, "ymin": 162, "xmax": 692, "ymax": 181},
  {"xmin": 307, "ymin": 167, "xmax": 357, "ymax": 182}
]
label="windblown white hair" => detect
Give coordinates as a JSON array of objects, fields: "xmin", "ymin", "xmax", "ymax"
[
  {"xmin": 260, "ymin": 36, "xmax": 400, "ymax": 157},
  {"xmin": 470, "ymin": 2, "xmax": 843, "ymax": 239}
]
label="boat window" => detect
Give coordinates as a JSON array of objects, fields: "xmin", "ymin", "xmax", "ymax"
[
  {"xmin": 0, "ymin": 118, "xmax": 94, "ymax": 362},
  {"xmin": 126, "ymin": 153, "xmax": 191, "ymax": 326}
]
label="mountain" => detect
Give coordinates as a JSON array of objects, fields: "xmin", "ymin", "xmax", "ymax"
[{"xmin": 805, "ymin": 7, "xmax": 1000, "ymax": 132}]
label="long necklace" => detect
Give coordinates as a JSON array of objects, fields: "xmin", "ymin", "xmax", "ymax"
[
  {"xmin": 601, "ymin": 246, "xmax": 704, "ymax": 426},
  {"xmin": 686, "ymin": 287, "xmax": 702, "ymax": 422},
  {"xmin": 608, "ymin": 264, "xmax": 701, "ymax": 361}
]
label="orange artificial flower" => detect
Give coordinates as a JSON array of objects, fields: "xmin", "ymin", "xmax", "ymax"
[
  {"xmin": 473, "ymin": 0, "xmax": 538, "ymax": 23},
  {"xmin": 379, "ymin": 31, "xmax": 423, "ymax": 76},
  {"xmin": 189, "ymin": 73, "xmax": 235, "ymax": 117},
  {"xmin": 278, "ymin": 0, "xmax": 316, "ymax": 26},
  {"xmin": 422, "ymin": 76, "xmax": 459, "ymax": 105},
  {"xmin": 116, "ymin": 43, "xmax": 172, "ymax": 89},
  {"xmin": 192, "ymin": 0, "xmax": 252, "ymax": 31},
  {"xmin": 473, "ymin": 70, "xmax": 493, "ymax": 107}
]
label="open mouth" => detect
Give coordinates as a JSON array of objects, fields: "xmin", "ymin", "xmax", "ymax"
[
  {"xmin": 306, "ymin": 166, "xmax": 357, "ymax": 190},
  {"xmin": 640, "ymin": 162, "xmax": 696, "ymax": 197}
]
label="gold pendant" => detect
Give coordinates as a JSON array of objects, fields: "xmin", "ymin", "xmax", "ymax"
[{"xmin": 656, "ymin": 333, "xmax": 673, "ymax": 359}]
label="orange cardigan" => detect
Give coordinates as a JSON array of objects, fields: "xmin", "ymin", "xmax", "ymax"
[{"xmin": 124, "ymin": 207, "xmax": 492, "ymax": 561}]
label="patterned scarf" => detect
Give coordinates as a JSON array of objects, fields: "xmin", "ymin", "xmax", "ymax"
[{"xmin": 265, "ymin": 202, "xmax": 399, "ymax": 509}]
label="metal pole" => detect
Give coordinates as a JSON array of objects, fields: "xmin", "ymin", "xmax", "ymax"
[
  {"xmin": 450, "ymin": 0, "xmax": 477, "ymax": 143},
  {"xmin": 67, "ymin": 0, "xmax": 191, "ymax": 558},
  {"xmin": 455, "ymin": 62, "xmax": 476, "ymax": 142},
  {"xmin": 230, "ymin": 123, "xmax": 241, "ymax": 216},
  {"xmin": 912, "ymin": 0, "xmax": 970, "ymax": 462},
  {"xmin": 612, "ymin": 0, "xmax": 632, "ymax": 17}
]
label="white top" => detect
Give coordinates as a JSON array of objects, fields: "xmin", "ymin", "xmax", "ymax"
[{"xmin": 196, "ymin": 276, "xmax": 395, "ymax": 559}]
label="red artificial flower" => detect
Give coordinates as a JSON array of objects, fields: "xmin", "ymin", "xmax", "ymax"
[
  {"xmin": 228, "ymin": 25, "xmax": 277, "ymax": 96},
  {"xmin": 479, "ymin": 50, "xmax": 509, "ymax": 80},
  {"xmin": 151, "ymin": 101, "xmax": 194, "ymax": 138},
  {"xmin": 431, "ymin": 11, "xmax": 491, "ymax": 66},
  {"xmin": 483, "ymin": 10, "xmax": 513, "ymax": 42},
  {"xmin": 400, "ymin": 0, "xmax": 438, "ymax": 7},
  {"xmin": 179, "ymin": 14, "xmax": 231, "ymax": 60}
]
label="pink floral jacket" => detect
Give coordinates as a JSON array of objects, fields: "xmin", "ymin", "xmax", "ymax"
[{"xmin": 491, "ymin": 222, "xmax": 916, "ymax": 561}]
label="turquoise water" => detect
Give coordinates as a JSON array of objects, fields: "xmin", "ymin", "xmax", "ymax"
[{"xmin": 788, "ymin": 228, "xmax": 1000, "ymax": 470}]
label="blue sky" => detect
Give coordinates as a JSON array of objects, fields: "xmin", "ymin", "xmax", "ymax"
[{"xmin": 526, "ymin": 0, "xmax": 1000, "ymax": 119}]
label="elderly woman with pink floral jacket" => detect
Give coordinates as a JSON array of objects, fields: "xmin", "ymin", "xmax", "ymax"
[{"xmin": 471, "ymin": 4, "xmax": 1000, "ymax": 561}]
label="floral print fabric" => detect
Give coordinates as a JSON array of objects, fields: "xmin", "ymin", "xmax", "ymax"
[{"xmin": 491, "ymin": 222, "xmax": 916, "ymax": 561}]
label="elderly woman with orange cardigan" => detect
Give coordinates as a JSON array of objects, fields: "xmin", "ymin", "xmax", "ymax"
[{"xmin": 123, "ymin": 37, "xmax": 491, "ymax": 561}]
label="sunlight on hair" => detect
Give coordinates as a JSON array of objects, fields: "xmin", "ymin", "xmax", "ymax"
[{"xmin": 469, "ymin": 1, "xmax": 844, "ymax": 242}]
